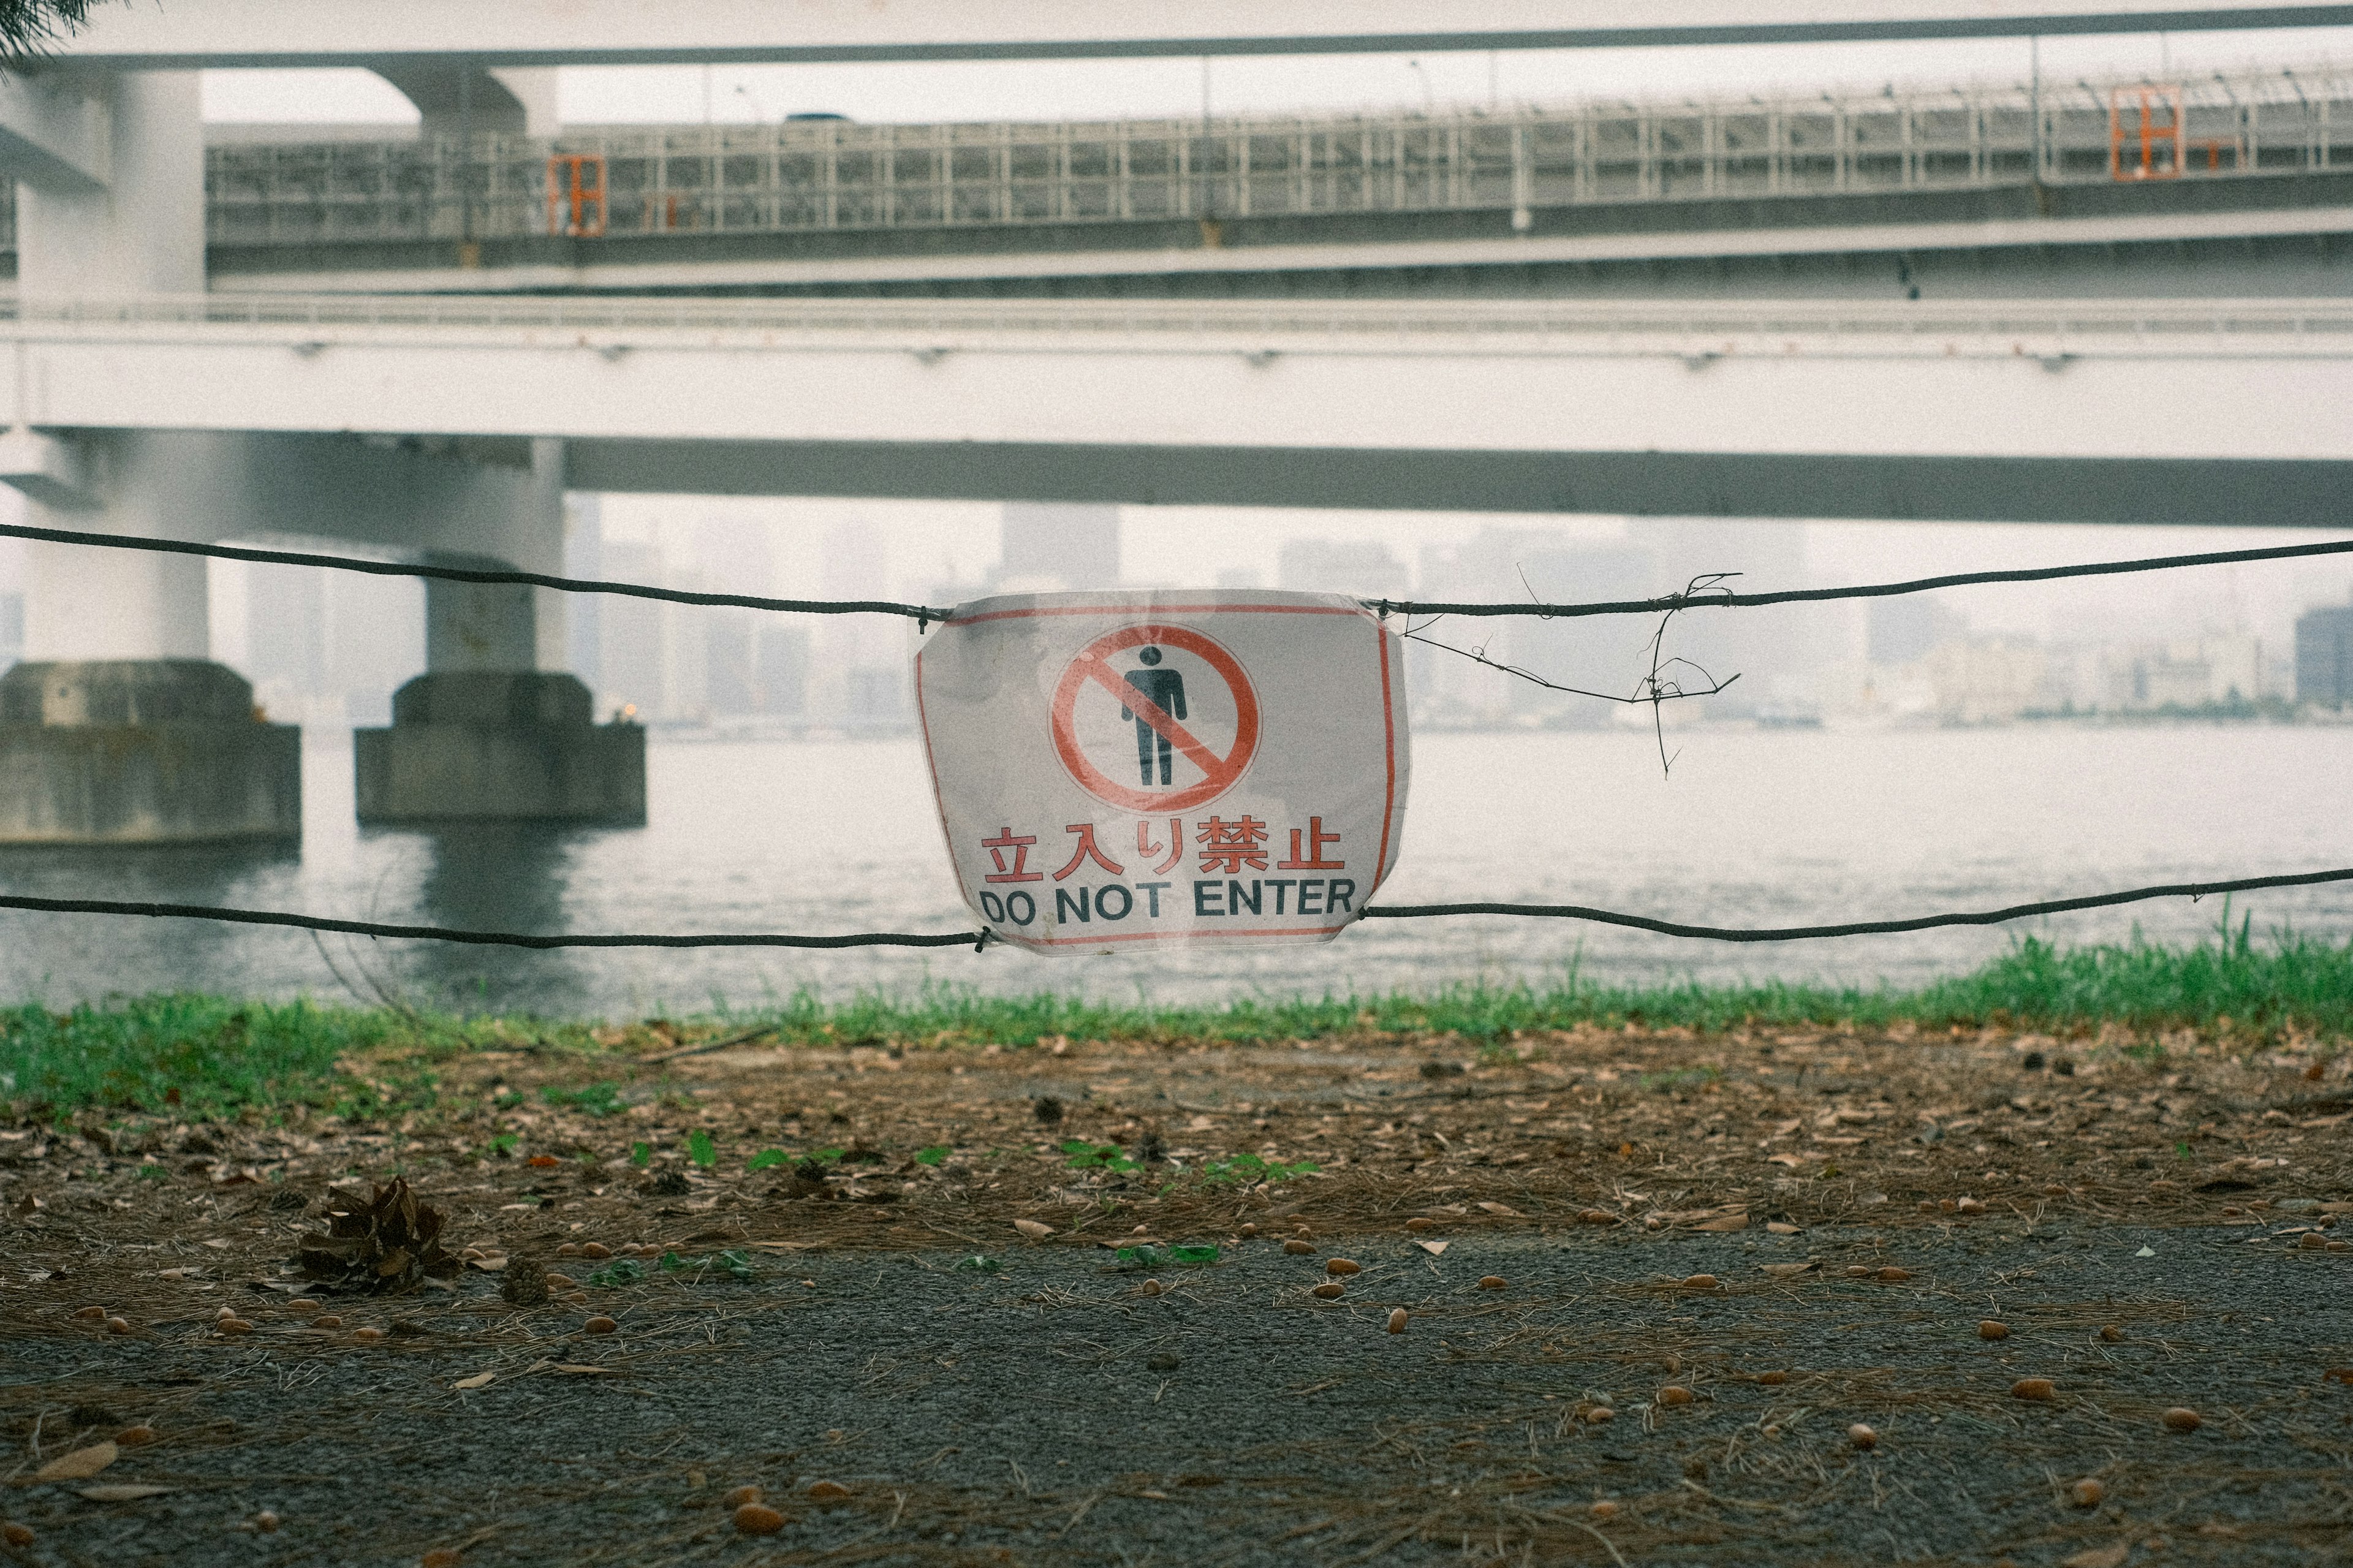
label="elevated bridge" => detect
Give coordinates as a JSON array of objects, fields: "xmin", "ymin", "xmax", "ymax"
[
  {"xmin": 176, "ymin": 66, "xmax": 2353, "ymax": 297},
  {"xmin": 4, "ymin": 1, "xmax": 2350, "ymax": 840}
]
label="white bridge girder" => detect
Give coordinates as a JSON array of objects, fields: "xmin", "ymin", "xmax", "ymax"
[
  {"xmin": 45, "ymin": 1, "xmax": 2353, "ymax": 67},
  {"xmin": 5, "ymin": 294, "xmax": 2349, "ymax": 525}
]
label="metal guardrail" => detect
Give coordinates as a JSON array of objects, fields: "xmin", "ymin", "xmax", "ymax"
[
  {"xmin": 159, "ymin": 62, "xmax": 2353, "ymax": 254},
  {"xmin": 7, "ymin": 292, "xmax": 2350, "ymax": 349}
]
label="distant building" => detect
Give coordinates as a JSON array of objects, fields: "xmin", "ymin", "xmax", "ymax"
[
  {"xmin": 1867, "ymin": 595, "xmax": 1969, "ymax": 666},
  {"xmin": 1925, "ymin": 638, "xmax": 2047, "ymax": 724},
  {"xmin": 2103, "ymin": 635, "xmax": 2262, "ymax": 711},
  {"xmin": 2296, "ymin": 605, "xmax": 2353, "ymax": 707},
  {"xmin": 1000, "ymin": 502, "xmax": 1120, "ymax": 592},
  {"xmin": 1275, "ymin": 537, "xmax": 1408, "ymax": 600}
]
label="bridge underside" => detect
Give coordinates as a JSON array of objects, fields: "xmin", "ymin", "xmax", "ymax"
[{"xmin": 564, "ymin": 440, "xmax": 2352, "ymax": 526}]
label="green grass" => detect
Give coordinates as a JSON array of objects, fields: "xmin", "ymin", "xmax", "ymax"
[{"xmin": 4, "ymin": 922, "xmax": 2346, "ymax": 1119}]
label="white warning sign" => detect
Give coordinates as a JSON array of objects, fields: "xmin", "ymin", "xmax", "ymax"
[{"xmin": 915, "ymin": 590, "xmax": 1411, "ymax": 953}]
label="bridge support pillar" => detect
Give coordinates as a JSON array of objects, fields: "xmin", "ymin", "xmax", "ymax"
[
  {"xmin": 0, "ymin": 74, "xmax": 298, "ymax": 844},
  {"xmin": 354, "ymin": 441, "xmax": 645, "ymax": 825}
]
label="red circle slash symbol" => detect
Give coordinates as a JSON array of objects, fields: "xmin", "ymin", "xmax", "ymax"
[{"xmin": 1050, "ymin": 624, "xmax": 1259, "ymax": 813}]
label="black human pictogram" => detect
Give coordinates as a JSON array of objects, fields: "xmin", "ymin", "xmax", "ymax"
[{"xmin": 1121, "ymin": 646, "xmax": 1188, "ymax": 786}]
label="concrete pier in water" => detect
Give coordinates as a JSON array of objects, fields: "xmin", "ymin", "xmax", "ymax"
[{"xmin": 0, "ymin": 659, "xmax": 299, "ymax": 843}]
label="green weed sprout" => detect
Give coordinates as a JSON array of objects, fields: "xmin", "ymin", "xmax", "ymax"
[{"xmin": 687, "ymin": 1129, "xmax": 717, "ymax": 1168}]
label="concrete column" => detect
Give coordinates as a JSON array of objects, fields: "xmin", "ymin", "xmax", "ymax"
[
  {"xmin": 357, "ymin": 441, "xmax": 643, "ymax": 825},
  {"xmin": 0, "ymin": 76, "xmax": 300, "ymax": 843}
]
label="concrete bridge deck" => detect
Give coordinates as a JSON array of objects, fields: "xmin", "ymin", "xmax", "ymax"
[{"xmin": 10, "ymin": 292, "xmax": 2346, "ymax": 522}]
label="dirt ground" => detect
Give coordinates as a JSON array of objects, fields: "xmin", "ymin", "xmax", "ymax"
[{"xmin": 2, "ymin": 1023, "xmax": 2349, "ymax": 1566}]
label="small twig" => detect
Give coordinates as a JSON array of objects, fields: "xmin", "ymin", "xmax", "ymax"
[
  {"xmin": 1400, "ymin": 569, "xmax": 1741, "ymax": 779},
  {"xmin": 641, "ymin": 1027, "xmax": 778, "ymax": 1064},
  {"xmin": 1561, "ymin": 1518, "xmax": 1632, "ymax": 1568}
]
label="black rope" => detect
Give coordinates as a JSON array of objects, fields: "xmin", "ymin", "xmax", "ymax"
[
  {"xmin": 4, "ymin": 868, "xmax": 2348, "ymax": 950},
  {"xmin": 6, "ymin": 521, "xmax": 2348, "ymax": 624},
  {"xmin": 0, "ymin": 522, "xmax": 946, "ymax": 621},
  {"xmin": 0, "ymin": 894, "xmax": 976, "ymax": 950},
  {"xmin": 1376, "ymin": 536, "xmax": 2353, "ymax": 620},
  {"xmin": 1364, "ymin": 867, "xmax": 2353, "ymax": 943}
]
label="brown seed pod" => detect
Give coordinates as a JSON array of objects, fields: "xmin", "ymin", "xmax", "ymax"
[
  {"xmin": 353, "ymin": 1327, "xmax": 385, "ymax": 1343},
  {"xmin": 1238, "ymin": 1222, "xmax": 1259, "ymax": 1237},
  {"xmin": 254, "ymin": 1512, "xmax": 279, "ymax": 1534},
  {"xmin": 1848, "ymin": 1423, "xmax": 1878, "ymax": 1450},
  {"xmin": 286, "ymin": 1299, "xmax": 321, "ymax": 1314},
  {"xmin": 1310, "ymin": 1282, "xmax": 1344, "ymax": 1300},
  {"xmin": 1584, "ymin": 1405, "xmax": 1616, "ymax": 1425},
  {"xmin": 582, "ymin": 1316, "xmax": 618, "ymax": 1335},
  {"xmin": 1681, "ymin": 1274, "xmax": 1719, "ymax": 1290},
  {"xmin": 4, "ymin": 1523, "xmax": 34, "ymax": 1547},
  {"xmin": 2161, "ymin": 1407, "xmax": 2202, "ymax": 1433},
  {"xmin": 1589, "ymin": 1501, "xmax": 1618, "ymax": 1521},
  {"xmin": 544, "ymin": 1273, "xmax": 577, "ymax": 1290},
  {"xmin": 1478, "ymin": 1276, "xmax": 1507, "ymax": 1290},
  {"xmin": 2069, "ymin": 1478, "xmax": 2105, "ymax": 1508},
  {"xmin": 72, "ymin": 1306, "xmax": 106, "ymax": 1320},
  {"xmin": 580, "ymin": 1243, "xmax": 612, "ymax": 1260},
  {"xmin": 1979, "ymin": 1320, "xmax": 2010, "ymax": 1341},
  {"xmin": 313, "ymin": 1315, "xmax": 343, "ymax": 1330},
  {"xmin": 115, "ymin": 1426, "xmax": 156, "ymax": 1448},
  {"xmin": 556, "ymin": 1243, "xmax": 581, "ymax": 1257},
  {"xmin": 807, "ymin": 1480, "xmax": 852, "ymax": 1501},
  {"xmin": 1385, "ymin": 1308, "xmax": 1409, "ymax": 1334},
  {"xmin": 1955, "ymin": 1197, "xmax": 1986, "ymax": 1215},
  {"xmin": 733, "ymin": 1503, "xmax": 786, "ymax": 1536},
  {"xmin": 1404, "ymin": 1218, "xmax": 1434, "ymax": 1232},
  {"xmin": 1876, "ymin": 1267, "xmax": 1912, "ymax": 1283},
  {"xmin": 216, "ymin": 1318, "xmax": 254, "ymax": 1336},
  {"xmin": 421, "ymin": 1550, "xmax": 463, "ymax": 1568},
  {"xmin": 1325, "ymin": 1259, "xmax": 1362, "ymax": 1276},
  {"xmin": 1756, "ymin": 1371, "xmax": 1789, "ymax": 1385},
  {"xmin": 2099, "ymin": 1325, "xmax": 2123, "ymax": 1343},
  {"xmin": 105, "ymin": 1317, "xmax": 132, "ymax": 1336},
  {"xmin": 1283, "ymin": 1240, "xmax": 1316, "ymax": 1256},
  {"xmin": 2010, "ymin": 1377, "xmax": 2056, "ymax": 1401},
  {"xmin": 1140, "ymin": 1279, "xmax": 1165, "ymax": 1297},
  {"xmin": 1658, "ymin": 1387, "xmax": 1694, "ymax": 1407},
  {"xmin": 723, "ymin": 1485, "xmax": 763, "ymax": 1508}
]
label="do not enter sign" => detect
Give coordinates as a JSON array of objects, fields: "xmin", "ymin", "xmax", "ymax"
[{"xmin": 916, "ymin": 590, "xmax": 1411, "ymax": 953}]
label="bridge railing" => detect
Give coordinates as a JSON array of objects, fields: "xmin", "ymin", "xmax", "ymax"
[{"xmin": 113, "ymin": 62, "xmax": 2353, "ymax": 255}]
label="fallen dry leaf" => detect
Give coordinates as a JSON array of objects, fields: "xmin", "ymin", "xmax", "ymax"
[
  {"xmin": 75, "ymin": 1485, "xmax": 175, "ymax": 1502},
  {"xmin": 2061, "ymin": 1545, "xmax": 2129, "ymax": 1568},
  {"xmin": 33, "ymin": 1442, "xmax": 117, "ymax": 1482},
  {"xmin": 808, "ymin": 1480, "xmax": 852, "ymax": 1501},
  {"xmin": 1476, "ymin": 1201, "xmax": 1523, "ymax": 1217},
  {"xmin": 1013, "ymin": 1219, "xmax": 1053, "ymax": 1240},
  {"xmin": 1695, "ymin": 1211, "xmax": 1749, "ymax": 1233},
  {"xmin": 452, "ymin": 1372, "xmax": 494, "ymax": 1390},
  {"xmin": 1414, "ymin": 1240, "xmax": 1448, "ymax": 1256}
]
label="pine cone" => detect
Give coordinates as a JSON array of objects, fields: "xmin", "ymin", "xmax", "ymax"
[
  {"xmin": 500, "ymin": 1255, "xmax": 550, "ymax": 1307},
  {"xmin": 295, "ymin": 1177, "xmax": 460, "ymax": 1293}
]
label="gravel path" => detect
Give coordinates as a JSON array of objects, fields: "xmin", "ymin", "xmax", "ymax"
[{"xmin": 5, "ymin": 1220, "xmax": 2349, "ymax": 1568}]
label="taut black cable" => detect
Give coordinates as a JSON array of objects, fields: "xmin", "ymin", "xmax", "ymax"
[
  {"xmin": 1377, "ymin": 536, "xmax": 2353, "ymax": 619},
  {"xmin": 0, "ymin": 522, "xmax": 947, "ymax": 622},
  {"xmin": 6, "ymin": 521, "xmax": 2349, "ymax": 624},
  {"xmin": 1364, "ymin": 867, "xmax": 2353, "ymax": 942},
  {"xmin": 3, "ymin": 868, "xmax": 2347, "ymax": 950},
  {"xmin": 0, "ymin": 894, "xmax": 975, "ymax": 950}
]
